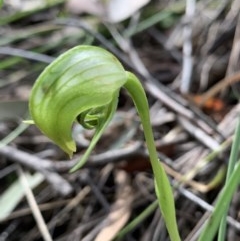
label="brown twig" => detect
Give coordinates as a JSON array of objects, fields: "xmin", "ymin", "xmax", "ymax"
[
  {"xmin": 199, "ymin": 71, "xmax": 240, "ymax": 106},
  {"xmin": 0, "ymin": 146, "xmax": 73, "ymax": 196}
]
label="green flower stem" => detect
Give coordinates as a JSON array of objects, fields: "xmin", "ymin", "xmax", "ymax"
[{"xmin": 124, "ymin": 72, "xmax": 181, "ymax": 241}]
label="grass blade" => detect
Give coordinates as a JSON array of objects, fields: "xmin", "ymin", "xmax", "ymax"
[{"xmin": 198, "ymin": 116, "xmax": 240, "ymax": 241}]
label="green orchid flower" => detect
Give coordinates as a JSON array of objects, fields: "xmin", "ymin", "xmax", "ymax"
[{"xmin": 29, "ymin": 45, "xmax": 181, "ymax": 241}]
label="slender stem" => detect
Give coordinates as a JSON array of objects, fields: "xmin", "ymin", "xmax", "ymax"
[{"xmin": 124, "ymin": 72, "xmax": 181, "ymax": 241}]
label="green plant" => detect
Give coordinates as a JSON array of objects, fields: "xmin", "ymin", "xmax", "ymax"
[
  {"xmin": 29, "ymin": 45, "xmax": 181, "ymax": 241},
  {"xmin": 198, "ymin": 118, "xmax": 240, "ymax": 241}
]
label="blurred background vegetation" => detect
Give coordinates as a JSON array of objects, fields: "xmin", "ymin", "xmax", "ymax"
[{"xmin": 0, "ymin": 0, "xmax": 240, "ymax": 240}]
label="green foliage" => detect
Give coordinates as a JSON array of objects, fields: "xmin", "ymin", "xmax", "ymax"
[
  {"xmin": 29, "ymin": 45, "xmax": 181, "ymax": 240},
  {"xmin": 198, "ymin": 118, "xmax": 240, "ymax": 241}
]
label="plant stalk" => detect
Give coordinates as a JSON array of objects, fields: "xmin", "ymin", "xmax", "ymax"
[{"xmin": 124, "ymin": 72, "xmax": 181, "ymax": 241}]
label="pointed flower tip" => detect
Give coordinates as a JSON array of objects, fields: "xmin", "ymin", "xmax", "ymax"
[
  {"xmin": 68, "ymin": 152, "xmax": 73, "ymax": 159},
  {"xmin": 64, "ymin": 141, "xmax": 76, "ymax": 159}
]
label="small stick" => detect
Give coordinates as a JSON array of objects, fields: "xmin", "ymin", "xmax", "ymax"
[
  {"xmin": 199, "ymin": 71, "xmax": 240, "ymax": 106},
  {"xmin": 17, "ymin": 166, "xmax": 53, "ymax": 241},
  {"xmin": 0, "ymin": 145, "xmax": 73, "ymax": 196},
  {"xmin": 181, "ymin": 0, "xmax": 196, "ymax": 93}
]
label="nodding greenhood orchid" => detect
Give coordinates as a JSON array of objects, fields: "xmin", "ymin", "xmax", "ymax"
[
  {"xmin": 30, "ymin": 46, "xmax": 126, "ymax": 170},
  {"xmin": 29, "ymin": 45, "xmax": 181, "ymax": 241}
]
